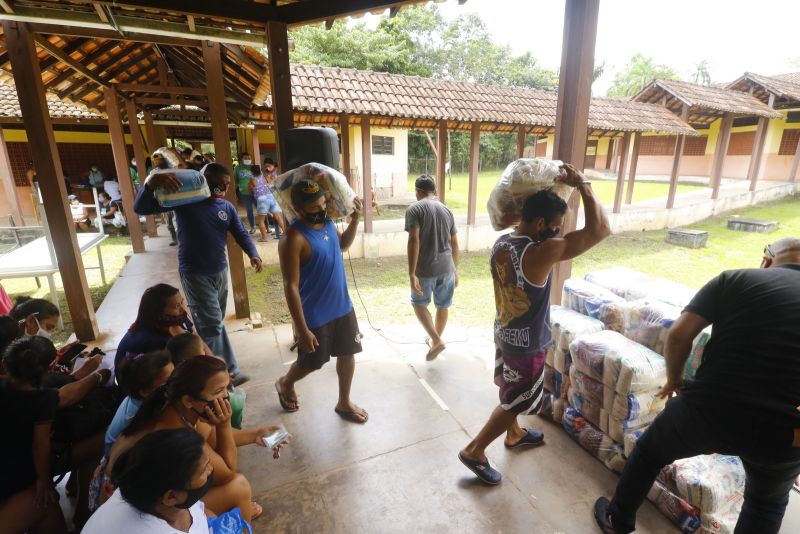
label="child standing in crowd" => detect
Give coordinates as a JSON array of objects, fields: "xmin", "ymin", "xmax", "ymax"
[{"xmin": 249, "ymin": 164, "xmax": 285, "ymax": 242}]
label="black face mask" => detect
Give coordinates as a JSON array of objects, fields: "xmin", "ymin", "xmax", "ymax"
[
  {"xmin": 539, "ymin": 227, "xmax": 559, "ymax": 241},
  {"xmin": 304, "ymin": 210, "xmax": 326, "ymax": 225},
  {"xmin": 174, "ymin": 473, "xmax": 214, "ymax": 509}
]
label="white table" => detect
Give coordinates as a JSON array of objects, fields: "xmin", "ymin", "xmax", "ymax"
[{"xmin": 0, "ymin": 232, "xmax": 108, "ymax": 328}]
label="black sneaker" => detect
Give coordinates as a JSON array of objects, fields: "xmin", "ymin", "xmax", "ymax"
[{"xmin": 231, "ymin": 372, "xmax": 250, "ymax": 386}]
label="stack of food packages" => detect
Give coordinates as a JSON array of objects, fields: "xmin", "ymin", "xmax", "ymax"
[{"xmin": 540, "ymin": 270, "xmax": 743, "ymax": 533}]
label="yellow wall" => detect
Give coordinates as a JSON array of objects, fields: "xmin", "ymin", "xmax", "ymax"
[{"xmin": 1, "ymin": 128, "xmax": 132, "ymax": 144}]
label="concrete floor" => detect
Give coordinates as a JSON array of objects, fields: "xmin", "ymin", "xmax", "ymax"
[{"xmin": 80, "ymin": 229, "xmax": 800, "ymax": 534}]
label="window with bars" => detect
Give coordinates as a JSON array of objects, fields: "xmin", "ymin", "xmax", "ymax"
[
  {"xmin": 727, "ymin": 131, "xmax": 755, "ymax": 156},
  {"xmin": 683, "ymin": 136, "xmax": 708, "ymax": 156},
  {"xmin": 778, "ymin": 129, "xmax": 800, "ymax": 156},
  {"xmin": 371, "ymin": 135, "xmax": 394, "ymax": 155},
  {"xmin": 639, "ymin": 135, "xmax": 677, "ymax": 156}
]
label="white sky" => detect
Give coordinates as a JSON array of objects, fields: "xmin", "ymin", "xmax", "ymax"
[{"xmin": 361, "ymin": 0, "xmax": 800, "ymax": 94}]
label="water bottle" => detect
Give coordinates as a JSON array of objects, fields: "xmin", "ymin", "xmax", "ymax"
[{"xmin": 152, "ymin": 169, "xmax": 211, "ymax": 207}]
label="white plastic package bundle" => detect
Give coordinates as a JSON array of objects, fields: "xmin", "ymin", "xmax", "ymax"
[
  {"xmin": 570, "ymin": 330, "xmax": 624, "ymax": 381},
  {"xmin": 669, "ymin": 455, "xmax": 746, "ymax": 514},
  {"xmin": 699, "ymin": 495, "xmax": 742, "ymax": 534},
  {"xmin": 623, "ymin": 429, "xmax": 645, "ymax": 457},
  {"xmin": 553, "ymin": 346, "xmax": 572, "ymax": 375},
  {"xmin": 596, "ymin": 333, "xmax": 667, "ymax": 394},
  {"xmin": 569, "ymin": 390, "xmax": 602, "ymax": 427},
  {"xmin": 585, "ymin": 267, "xmax": 653, "ymax": 300},
  {"xmin": 272, "ymin": 162, "xmax": 356, "ymax": 222},
  {"xmin": 685, "ymin": 326, "xmax": 712, "ymax": 380},
  {"xmin": 607, "ymin": 411, "xmax": 657, "ymax": 443},
  {"xmin": 569, "ymin": 367, "xmax": 605, "ymax": 408},
  {"xmin": 562, "ymin": 278, "xmax": 625, "ymax": 319},
  {"xmin": 647, "ymin": 481, "xmax": 702, "ymax": 533},
  {"xmin": 486, "ymin": 158, "xmax": 572, "ymax": 231},
  {"xmin": 612, "ymin": 390, "xmax": 667, "ymax": 422},
  {"xmin": 550, "ymin": 305, "xmax": 605, "ymax": 354},
  {"xmin": 622, "ymin": 300, "xmax": 683, "ymax": 355},
  {"xmin": 577, "ymin": 423, "xmax": 626, "ymax": 474}
]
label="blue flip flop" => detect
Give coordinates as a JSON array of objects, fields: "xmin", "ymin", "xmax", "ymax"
[
  {"xmin": 505, "ymin": 428, "xmax": 545, "ymax": 449},
  {"xmin": 458, "ymin": 451, "xmax": 502, "ymax": 485}
]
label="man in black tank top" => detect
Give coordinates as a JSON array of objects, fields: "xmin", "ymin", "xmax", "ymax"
[{"xmin": 459, "ymin": 163, "xmax": 610, "ymax": 485}]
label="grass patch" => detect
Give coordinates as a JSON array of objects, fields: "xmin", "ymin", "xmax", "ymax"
[
  {"xmin": 2, "ymin": 235, "xmax": 132, "ymax": 345},
  {"xmin": 247, "ymin": 195, "xmax": 800, "ymax": 328}
]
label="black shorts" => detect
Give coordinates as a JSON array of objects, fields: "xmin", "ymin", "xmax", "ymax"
[{"xmin": 297, "ymin": 310, "xmax": 362, "ymax": 370}]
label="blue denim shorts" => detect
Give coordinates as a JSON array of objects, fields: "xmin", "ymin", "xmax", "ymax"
[
  {"xmin": 410, "ymin": 271, "xmax": 456, "ymax": 308},
  {"xmin": 256, "ymin": 195, "xmax": 282, "ymax": 215}
]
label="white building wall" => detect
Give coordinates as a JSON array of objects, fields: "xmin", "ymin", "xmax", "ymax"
[{"xmin": 348, "ymin": 126, "xmax": 409, "ymax": 199}]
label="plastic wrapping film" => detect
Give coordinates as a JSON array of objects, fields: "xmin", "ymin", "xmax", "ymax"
[
  {"xmin": 585, "ymin": 267, "xmax": 653, "ymax": 301},
  {"xmin": 699, "ymin": 494, "xmax": 742, "ymax": 534},
  {"xmin": 600, "ymin": 299, "xmax": 683, "ymax": 355},
  {"xmin": 665, "ymin": 455, "xmax": 746, "ymax": 514},
  {"xmin": 553, "ymin": 344, "xmax": 573, "ymax": 375},
  {"xmin": 562, "ymin": 278, "xmax": 625, "ymax": 319},
  {"xmin": 647, "ymin": 480, "xmax": 702, "ymax": 534},
  {"xmin": 272, "ymin": 162, "xmax": 356, "ymax": 222},
  {"xmin": 685, "ymin": 326, "xmax": 712, "ymax": 380},
  {"xmin": 486, "ymin": 158, "xmax": 572, "ymax": 231},
  {"xmin": 539, "ymin": 392, "xmax": 555, "ymax": 420},
  {"xmin": 543, "ymin": 365, "xmax": 564, "ymax": 398},
  {"xmin": 612, "ymin": 390, "xmax": 667, "ymax": 422},
  {"xmin": 607, "ymin": 411, "xmax": 658, "ymax": 443},
  {"xmin": 623, "ymin": 429, "xmax": 645, "ymax": 457},
  {"xmin": 568, "ymin": 390, "xmax": 602, "ymax": 428},
  {"xmin": 150, "ymin": 168, "xmax": 210, "ymax": 208},
  {"xmin": 550, "ymin": 305, "xmax": 606, "ymax": 352},
  {"xmin": 562, "ymin": 407, "xmax": 625, "ymax": 473}
]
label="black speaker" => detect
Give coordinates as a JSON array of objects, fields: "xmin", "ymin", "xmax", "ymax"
[{"xmin": 283, "ymin": 127, "xmax": 340, "ymax": 171}]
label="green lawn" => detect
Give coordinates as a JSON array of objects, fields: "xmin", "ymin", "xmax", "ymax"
[
  {"xmin": 248, "ymin": 195, "xmax": 800, "ymax": 330},
  {"xmin": 400, "ymin": 171, "xmax": 705, "ymax": 216},
  {"xmin": 2, "ymin": 235, "xmax": 132, "ymax": 345}
]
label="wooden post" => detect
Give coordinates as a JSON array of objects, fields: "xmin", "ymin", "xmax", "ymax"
[
  {"xmin": 747, "ymin": 95, "xmax": 774, "ymax": 192},
  {"xmin": 143, "ymin": 110, "xmax": 158, "ymax": 152},
  {"xmin": 710, "ymin": 113, "xmax": 733, "ymax": 200},
  {"xmin": 251, "ymin": 129, "xmax": 262, "ymax": 169},
  {"xmin": 666, "ymin": 105, "xmax": 689, "ymax": 209},
  {"xmin": 790, "ymin": 130, "xmax": 800, "ymax": 183},
  {"xmin": 106, "ymin": 88, "xmax": 145, "ymax": 253},
  {"xmin": 437, "ymin": 121, "xmax": 448, "ymax": 202},
  {"xmin": 0, "ymin": 127, "xmax": 25, "ymax": 225},
  {"xmin": 613, "ymin": 132, "xmax": 631, "ymax": 214},
  {"xmin": 625, "ymin": 133, "xmax": 641, "ymax": 205},
  {"xmin": 609, "ymin": 138, "xmax": 618, "ymax": 172},
  {"xmin": 605, "ymin": 138, "xmax": 615, "ymax": 169},
  {"xmin": 550, "ymin": 0, "xmax": 600, "ymax": 304},
  {"xmin": 467, "ymin": 122, "xmax": 480, "ymax": 225},
  {"xmin": 517, "ymin": 125, "xmax": 526, "ymax": 159},
  {"xmin": 125, "ymin": 99, "xmax": 156, "ymax": 237},
  {"xmin": 266, "ymin": 22, "xmax": 294, "ymax": 170},
  {"xmin": 203, "ymin": 40, "xmax": 250, "ymax": 319},
  {"xmin": 360, "ymin": 116, "xmax": 373, "ymax": 233},
  {"xmin": 339, "ymin": 114, "xmax": 352, "ymax": 186},
  {"xmin": 4, "ymin": 21, "xmax": 98, "ymax": 340}
]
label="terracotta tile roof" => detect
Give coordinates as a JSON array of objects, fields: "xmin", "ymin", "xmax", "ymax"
[
  {"xmin": 258, "ymin": 64, "xmax": 696, "ymax": 135},
  {"xmin": 728, "ymin": 72, "xmax": 800, "ymax": 103},
  {"xmin": 0, "ymin": 79, "xmax": 104, "ymax": 120},
  {"xmin": 634, "ymin": 78, "xmax": 781, "ymax": 118}
]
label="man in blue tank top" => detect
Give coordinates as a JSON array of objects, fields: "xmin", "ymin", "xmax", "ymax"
[
  {"xmin": 459, "ymin": 163, "xmax": 610, "ymax": 485},
  {"xmin": 274, "ymin": 180, "xmax": 368, "ymax": 423}
]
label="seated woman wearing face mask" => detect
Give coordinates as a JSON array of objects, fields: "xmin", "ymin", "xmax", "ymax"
[
  {"xmin": 83, "ymin": 428, "xmax": 212, "ymax": 534},
  {"xmin": 9, "ymin": 297, "xmax": 59, "ymax": 340}
]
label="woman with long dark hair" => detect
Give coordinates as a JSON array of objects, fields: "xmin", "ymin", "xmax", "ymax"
[
  {"xmin": 115, "ymin": 284, "xmax": 208, "ymax": 368},
  {"xmin": 9, "ymin": 297, "xmax": 60, "ymax": 339},
  {"xmin": 84, "ymin": 429, "xmax": 211, "ymax": 533}
]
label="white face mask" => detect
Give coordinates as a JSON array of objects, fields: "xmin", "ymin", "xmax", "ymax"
[
  {"xmin": 20, "ymin": 315, "xmax": 51, "ymax": 340},
  {"xmin": 242, "ymin": 159, "xmax": 251, "ymax": 165}
]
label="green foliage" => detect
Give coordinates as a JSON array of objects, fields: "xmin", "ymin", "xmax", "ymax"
[
  {"xmin": 606, "ymin": 53, "xmax": 681, "ymax": 98},
  {"xmin": 692, "ymin": 60, "xmax": 712, "ymax": 86}
]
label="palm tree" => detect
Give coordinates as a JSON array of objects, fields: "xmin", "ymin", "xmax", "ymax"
[{"xmin": 692, "ymin": 60, "xmax": 711, "ymax": 86}]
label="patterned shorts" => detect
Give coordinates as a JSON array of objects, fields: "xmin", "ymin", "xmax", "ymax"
[{"xmin": 494, "ymin": 348, "xmax": 547, "ymax": 415}]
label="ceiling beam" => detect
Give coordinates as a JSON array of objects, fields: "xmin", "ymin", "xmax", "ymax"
[
  {"xmin": 0, "ymin": 1, "xmax": 14, "ymax": 15},
  {"xmin": 136, "ymin": 96, "xmax": 208, "ymax": 107},
  {"xmin": 32, "ymin": 34, "xmax": 117, "ymax": 92},
  {"xmin": 28, "ymin": 23, "xmax": 200, "ymax": 47},
  {"xmin": 93, "ymin": 3, "xmax": 109, "ymax": 23},
  {"xmin": 71, "ymin": 0, "xmax": 276, "ymax": 22},
  {"xmin": 116, "ymin": 83, "xmax": 208, "ymax": 96},
  {"xmin": 4, "ymin": 6, "xmax": 268, "ymax": 47},
  {"xmin": 276, "ymin": 1, "xmax": 411, "ymax": 26}
]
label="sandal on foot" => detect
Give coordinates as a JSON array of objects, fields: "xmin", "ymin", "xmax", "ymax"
[
  {"xmin": 505, "ymin": 428, "xmax": 545, "ymax": 449},
  {"xmin": 251, "ymin": 501, "xmax": 263, "ymax": 520},
  {"xmin": 274, "ymin": 381, "xmax": 299, "ymax": 412},
  {"xmin": 334, "ymin": 407, "xmax": 368, "ymax": 424},
  {"xmin": 458, "ymin": 451, "xmax": 502, "ymax": 485},
  {"xmin": 425, "ymin": 338, "xmax": 446, "ymax": 361},
  {"xmin": 594, "ymin": 497, "xmax": 627, "ymax": 534}
]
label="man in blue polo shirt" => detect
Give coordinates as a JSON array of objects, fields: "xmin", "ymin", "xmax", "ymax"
[{"xmin": 134, "ymin": 163, "xmax": 262, "ymax": 386}]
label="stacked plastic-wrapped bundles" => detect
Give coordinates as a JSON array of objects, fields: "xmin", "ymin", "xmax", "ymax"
[
  {"xmin": 568, "ymin": 366, "xmax": 605, "ymax": 427},
  {"xmin": 623, "ymin": 428, "xmax": 645, "ymax": 457},
  {"xmin": 600, "ymin": 299, "xmax": 683, "ymax": 355},
  {"xmin": 647, "ymin": 481, "xmax": 702, "ymax": 534},
  {"xmin": 562, "ymin": 278, "xmax": 625, "ymax": 319},
  {"xmin": 585, "ymin": 267, "xmax": 653, "ymax": 301},
  {"xmin": 561, "ymin": 407, "xmax": 626, "ymax": 473},
  {"xmin": 685, "ymin": 326, "xmax": 712, "ymax": 380},
  {"xmin": 272, "ymin": 162, "xmax": 356, "ymax": 222},
  {"xmin": 486, "ymin": 158, "xmax": 572, "ymax": 231}
]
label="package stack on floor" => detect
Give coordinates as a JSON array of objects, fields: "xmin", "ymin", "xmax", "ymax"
[{"xmin": 538, "ymin": 268, "xmax": 743, "ymax": 533}]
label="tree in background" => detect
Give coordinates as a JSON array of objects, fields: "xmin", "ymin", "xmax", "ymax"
[
  {"xmin": 692, "ymin": 60, "xmax": 712, "ymax": 86},
  {"xmin": 290, "ymin": 5, "xmax": 559, "ymax": 175},
  {"xmin": 606, "ymin": 53, "xmax": 681, "ymax": 98}
]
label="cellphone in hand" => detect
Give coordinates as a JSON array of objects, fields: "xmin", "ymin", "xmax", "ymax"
[{"xmin": 262, "ymin": 425, "xmax": 289, "ymax": 450}]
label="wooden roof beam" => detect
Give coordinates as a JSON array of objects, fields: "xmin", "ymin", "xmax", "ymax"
[
  {"xmin": 32, "ymin": 34, "xmax": 119, "ymax": 94},
  {"xmin": 4, "ymin": 6, "xmax": 268, "ymax": 47},
  {"xmin": 169, "ymin": 48, "xmax": 251, "ymax": 105},
  {"xmin": 116, "ymin": 83, "xmax": 207, "ymax": 96},
  {"xmin": 28, "ymin": 23, "xmax": 200, "ymax": 47},
  {"xmin": 0, "ymin": 1, "xmax": 13, "ymax": 14}
]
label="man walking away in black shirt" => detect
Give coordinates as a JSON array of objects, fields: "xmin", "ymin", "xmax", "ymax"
[{"xmin": 594, "ymin": 238, "xmax": 800, "ymax": 534}]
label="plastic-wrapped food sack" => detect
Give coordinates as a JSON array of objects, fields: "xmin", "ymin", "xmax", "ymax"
[
  {"xmin": 623, "ymin": 429, "xmax": 645, "ymax": 457},
  {"xmin": 486, "ymin": 158, "xmax": 571, "ymax": 230},
  {"xmin": 576, "ymin": 423, "xmax": 626, "ymax": 474},
  {"xmin": 598, "ymin": 300, "xmax": 628, "ymax": 333},
  {"xmin": 585, "ymin": 267, "xmax": 653, "ymax": 300},
  {"xmin": 699, "ymin": 495, "xmax": 742, "ymax": 534},
  {"xmin": 539, "ymin": 392, "xmax": 555, "ymax": 420},
  {"xmin": 569, "ymin": 330, "xmax": 629, "ymax": 381},
  {"xmin": 543, "ymin": 364, "xmax": 555, "ymax": 393},
  {"xmin": 569, "ymin": 390, "xmax": 603, "ymax": 427},
  {"xmin": 623, "ymin": 300, "xmax": 683, "ymax": 355},
  {"xmin": 550, "ymin": 305, "xmax": 605, "ymax": 354},
  {"xmin": 569, "ymin": 367, "xmax": 605, "ymax": 406},
  {"xmin": 647, "ymin": 481, "xmax": 702, "ymax": 534},
  {"xmin": 149, "ymin": 168, "xmax": 211, "ymax": 208},
  {"xmin": 562, "ymin": 406, "xmax": 586, "ymax": 439},
  {"xmin": 553, "ymin": 346, "xmax": 572, "ymax": 375},
  {"xmin": 272, "ymin": 162, "xmax": 356, "ymax": 222},
  {"xmin": 599, "ymin": 334, "xmax": 667, "ymax": 394},
  {"xmin": 545, "ymin": 346, "xmax": 555, "ymax": 367},
  {"xmin": 552, "ymin": 398, "xmax": 565, "ymax": 423},
  {"xmin": 670, "ymin": 455, "xmax": 745, "ymax": 514},
  {"xmin": 152, "ymin": 146, "xmax": 184, "ymax": 169},
  {"xmin": 685, "ymin": 326, "xmax": 712, "ymax": 380},
  {"xmin": 608, "ymin": 411, "xmax": 658, "ymax": 443},
  {"xmin": 562, "ymin": 278, "xmax": 625, "ymax": 319},
  {"xmin": 612, "ymin": 389, "xmax": 667, "ymax": 422}
]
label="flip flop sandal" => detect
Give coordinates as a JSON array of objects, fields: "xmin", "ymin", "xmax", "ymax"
[
  {"xmin": 251, "ymin": 500, "xmax": 264, "ymax": 520},
  {"xmin": 505, "ymin": 428, "xmax": 545, "ymax": 449},
  {"xmin": 594, "ymin": 497, "xmax": 625, "ymax": 534},
  {"xmin": 334, "ymin": 407, "xmax": 369, "ymax": 423},
  {"xmin": 274, "ymin": 381, "xmax": 299, "ymax": 413},
  {"xmin": 458, "ymin": 451, "xmax": 502, "ymax": 485},
  {"xmin": 426, "ymin": 343, "xmax": 446, "ymax": 361}
]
